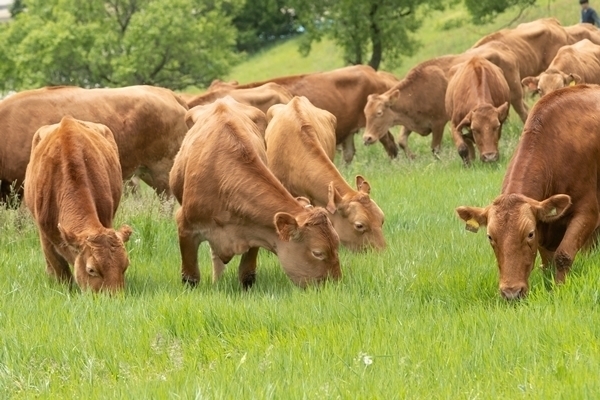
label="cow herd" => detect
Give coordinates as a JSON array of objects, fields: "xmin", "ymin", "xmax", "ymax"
[{"xmin": 2, "ymin": 17, "xmax": 600, "ymax": 299}]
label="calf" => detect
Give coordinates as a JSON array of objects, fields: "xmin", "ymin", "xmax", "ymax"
[
  {"xmin": 445, "ymin": 56, "xmax": 510, "ymax": 164},
  {"xmin": 456, "ymin": 85, "xmax": 600, "ymax": 299},
  {"xmin": 169, "ymin": 97, "xmax": 341, "ymax": 289},
  {"xmin": 24, "ymin": 117, "xmax": 132, "ymax": 292},
  {"xmin": 522, "ymin": 39, "xmax": 600, "ymax": 97},
  {"xmin": 266, "ymin": 97, "xmax": 385, "ymax": 252}
]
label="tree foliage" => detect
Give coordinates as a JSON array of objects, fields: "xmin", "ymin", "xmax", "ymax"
[
  {"xmin": 0, "ymin": 0, "xmax": 241, "ymax": 91},
  {"xmin": 233, "ymin": 0, "xmax": 300, "ymax": 53},
  {"xmin": 464, "ymin": 0, "xmax": 537, "ymax": 25},
  {"xmin": 290, "ymin": 0, "xmax": 443, "ymax": 70}
]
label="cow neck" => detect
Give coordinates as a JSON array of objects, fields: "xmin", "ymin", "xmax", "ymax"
[{"xmin": 501, "ymin": 132, "xmax": 550, "ymax": 201}]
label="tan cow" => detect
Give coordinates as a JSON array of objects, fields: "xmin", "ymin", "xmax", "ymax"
[
  {"xmin": 0, "ymin": 85, "xmax": 189, "ymax": 201},
  {"xmin": 265, "ymin": 96, "xmax": 385, "ymax": 251},
  {"xmin": 170, "ymin": 96, "xmax": 341, "ymax": 289},
  {"xmin": 186, "ymin": 82, "xmax": 294, "ymax": 114},
  {"xmin": 565, "ymin": 23, "xmax": 600, "ymax": 45},
  {"xmin": 445, "ymin": 56, "xmax": 510, "ymax": 165},
  {"xmin": 24, "ymin": 117, "xmax": 132, "ymax": 292},
  {"xmin": 522, "ymin": 39, "xmax": 600, "ymax": 97},
  {"xmin": 456, "ymin": 85, "xmax": 600, "ymax": 299},
  {"xmin": 213, "ymin": 65, "xmax": 400, "ymax": 163}
]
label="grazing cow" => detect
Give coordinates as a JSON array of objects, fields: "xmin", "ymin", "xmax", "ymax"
[
  {"xmin": 0, "ymin": 85, "xmax": 189, "ymax": 201},
  {"xmin": 24, "ymin": 117, "xmax": 132, "ymax": 292},
  {"xmin": 445, "ymin": 56, "xmax": 510, "ymax": 164},
  {"xmin": 211, "ymin": 65, "xmax": 400, "ymax": 163},
  {"xmin": 187, "ymin": 82, "xmax": 294, "ymax": 114},
  {"xmin": 169, "ymin": 96, "xmax": 341, "ymax": 289},
  {"xmin": 456, "ymin": 85, "xmax": 600, "ymax": 299},
  {"xmin": 363, "ymin": 56, "xmax": 455, "ymax": 159},
  {"xmin": 522, "ymin": 39, "xmax": 600, "ymax": 97},
  {"xmin": 265, "ymin": 96, "xmax": 385, "ymax": 251}
]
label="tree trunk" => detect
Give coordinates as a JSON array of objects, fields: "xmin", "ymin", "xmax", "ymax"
[{"xmin": 368, "ymin": 3, "xmax": 382, "ymax": 70}]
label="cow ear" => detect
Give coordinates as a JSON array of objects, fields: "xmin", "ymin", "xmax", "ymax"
[
  {"xmin": 295, "ymin": 196, "xmax": 313, "ymax": 209},
  {"xmin": 456, "ymin": 112, "xmax": 472, "ymax": 135},
  {"xmin": 521, "ymin": 76, "xmax": 539, "ymax": 92},
  {"xmin": 355, "ymin": 175, "xmax": 371, "ymax": 195},
  {"xmin": 385, "ymin": 90, "xmax": 400, "ymax": 107},
  {"xmin": 534, "ymin": 194, "xmax": 572, "ymax": 222},
  {"xmin": 327, "ymin": 182, "xmax": 342, "ymax": 214},
  {"xmin": 117, "ymin": 225, "xmax": 133, "ymax": 243},
  {"xmin": 496, "ymin": 102, "xmax": 509, "ymax": 122},
  {"xmin": 274, "ymin": 212, "xmax": 300, "ymax": 241},
  {"xmin": 567, "ymin": 73, "xmax": 583, "ymax": 85},
  {"xmin": 455, "ymin": 206, "xmax": 488, "ymax": 233},
  {"xmin": 58, "ymin": 223, "xmax": 83, "ymax": 251}
]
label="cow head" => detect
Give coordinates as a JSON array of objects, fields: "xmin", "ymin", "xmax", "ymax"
[
  {"xmin": 456, "ymin": 193, "xmax": 571, "ymax": 300},
  {"xmin": 274, "ymin": 207, "xmax": 341, "ymax": 288},
  {"xmin": 326, "ymin": 176, "xmax": 386, "ymax": 251},
  {"xmin": 522, "ymin": 72, "xmax": 582, "ymax": 97},
  {"xmin": 59, "ymin": 224, "xmax": 133, "ymax": 292},
  {"xmin": 457, "ymin": 103, "xmax": 509, "ymax": 163},
  {"xmin": 363, "ymin": 90, "xmax": 400, "ymax": 145}
]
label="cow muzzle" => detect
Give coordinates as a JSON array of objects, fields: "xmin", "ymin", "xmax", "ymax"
[
  {"xmin": 500, "ymin": 283, "xmax": 528, "ymax": 300},
  {"xmin": 481, "ymin": 152, "xmax": 499, "ymax": 163},
  {"xmin": 363, "ymin": 133, "xmax": 377, "ymax": 145}
]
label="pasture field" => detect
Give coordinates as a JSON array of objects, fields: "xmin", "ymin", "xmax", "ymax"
[{"xmin": 2, "ymin": 114, "xmax": 600, "ymax": 399}]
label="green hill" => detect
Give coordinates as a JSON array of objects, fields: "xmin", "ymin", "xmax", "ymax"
[{"xmin": 222, "ymin": 0, "xmax": 581, "ymax": 85}]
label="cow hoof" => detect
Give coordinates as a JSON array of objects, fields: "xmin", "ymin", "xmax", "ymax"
[
  {"xmin": 182, "ymin": 276, "xmax": 199, "ymax": 287},
  {"xmin": 241, "ymin": 273, "xmax": 256, "ymax": 290}
]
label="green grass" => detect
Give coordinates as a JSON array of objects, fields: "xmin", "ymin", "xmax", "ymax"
[{"xmin": 2, "ymin": 115, "xmax": 600, "ymax": 398}]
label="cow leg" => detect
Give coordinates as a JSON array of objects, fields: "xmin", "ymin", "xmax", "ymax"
[
  {"xmin": 378, "ymin": 131, "xmax": 398, "ymax": 159},
  {"xmin": 430, "ymin": 123, "xmax": 445, "ymax": 160},
  {"xmin": 552, "ymin": 203, "xmax": 598, "ymax": 283},
  {"xmin": 398, "ymin": 127, "xmax": 416, "ymax": 159},
  {"xmin": 341, "ymin": 134, "xmax": 356, "ymax": 164},
  {"xmin": 40, "ymin": 235, "xmax": 73, "ymax": 285},
  {"xmin": 175, "ymin": 209, "xmax": 202, "ymax": 286},
  {"xmin": 451, "ymin": 126, "xmax": 470, "ymax": 166},
  {"xmin": 238, "ymin": 247, "xmax": 259, "ymax": 290},
  {"xmin": 210, "ymin": 245, "xmax": 227, "ymax": 283}
]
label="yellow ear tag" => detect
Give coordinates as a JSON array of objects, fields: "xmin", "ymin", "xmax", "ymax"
[
  {"xmin": 465, "ymin": 218, "xmax": 479, "ymax": 233},
  {"xmin": 569, "ymin": 81, "xmax": 576, "ymax": 87}
]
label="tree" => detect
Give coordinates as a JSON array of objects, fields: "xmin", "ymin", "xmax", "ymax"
[
  {"xmin": 0, "ymin": 0, "xmax": 241, "ymax": 91},
  {"xmin": 9, "ymin": 0, "xmax": 26, "ymax": 17},
  {"xmin": 290, "ymin": 0, "xmax": 443, "ymax": 70},
  {"xmin": 233, "ymin": 0, "xmax": 300, "ymax": 53},
  {"xmin": 464, "ymin": 0, "xmax": 537, "ymax": 25}
]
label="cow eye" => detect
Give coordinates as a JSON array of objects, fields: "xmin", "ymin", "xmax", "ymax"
[
  {"xmin": 86, "ymin": 266, "xmax": 100, "ymax": 277},
  {"xmin": 354, "ymin": 222, "xmax": 366, "ymax": 232},
  {"xmin": 527, "ymin": 231, "xmax": 535, "ymax": 240},
  {"xmin": 376, "ymin": 110, "xmax": 383, "ymax": 117},
  {"xmin": 311, "ymin": 250, "xmax": 325, "ymax": 260},
  {"xmin": 487, "ymin": 234, "xmax": 493, "ymax": 242}
]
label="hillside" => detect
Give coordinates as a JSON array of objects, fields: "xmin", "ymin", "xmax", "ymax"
[{"xmin": 221, "ymin": 0, "xmax": 580, "ymax": 85}]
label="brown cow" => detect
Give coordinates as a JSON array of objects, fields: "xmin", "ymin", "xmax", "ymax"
[
  {"xmin": 0, "ymin": 85, "xmax": 189, "ymax": 201},
  {"xmin": 265, "ymin": 96, "xmax": 385, "ymax": 251},
  {"xmin": 565, "ymin": 23, "xmax": 600, "ymax": 45},
  {"xmin": 445, "ymin": 56, "xmax": 510, "ymax": 164},
  {"xmin": 522, "ymin": 39, "xmax": 600, "ymax": 97},
  {"xmin": 169, "ymin": 96, "xmax": 341, "ymax": 289},
  {"xmin": 187, "ymin": 82, "xmax": 294, "ymax": 114},
  {"xmin": 456, "ymin": 85, "xmax": 600, "ymax": 300},
  {"xmin": 212, "ymin": 65, "xmax": 400, "ymax": 163},
  {"xmin": 24, "ymin": 117, "xmax": 132, "ymax": 292}
]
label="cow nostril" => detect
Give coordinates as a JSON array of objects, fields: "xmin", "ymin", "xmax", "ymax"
[{"xmin": 363, "ymin": 136, "xmax": 374, "ymax": 145}]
